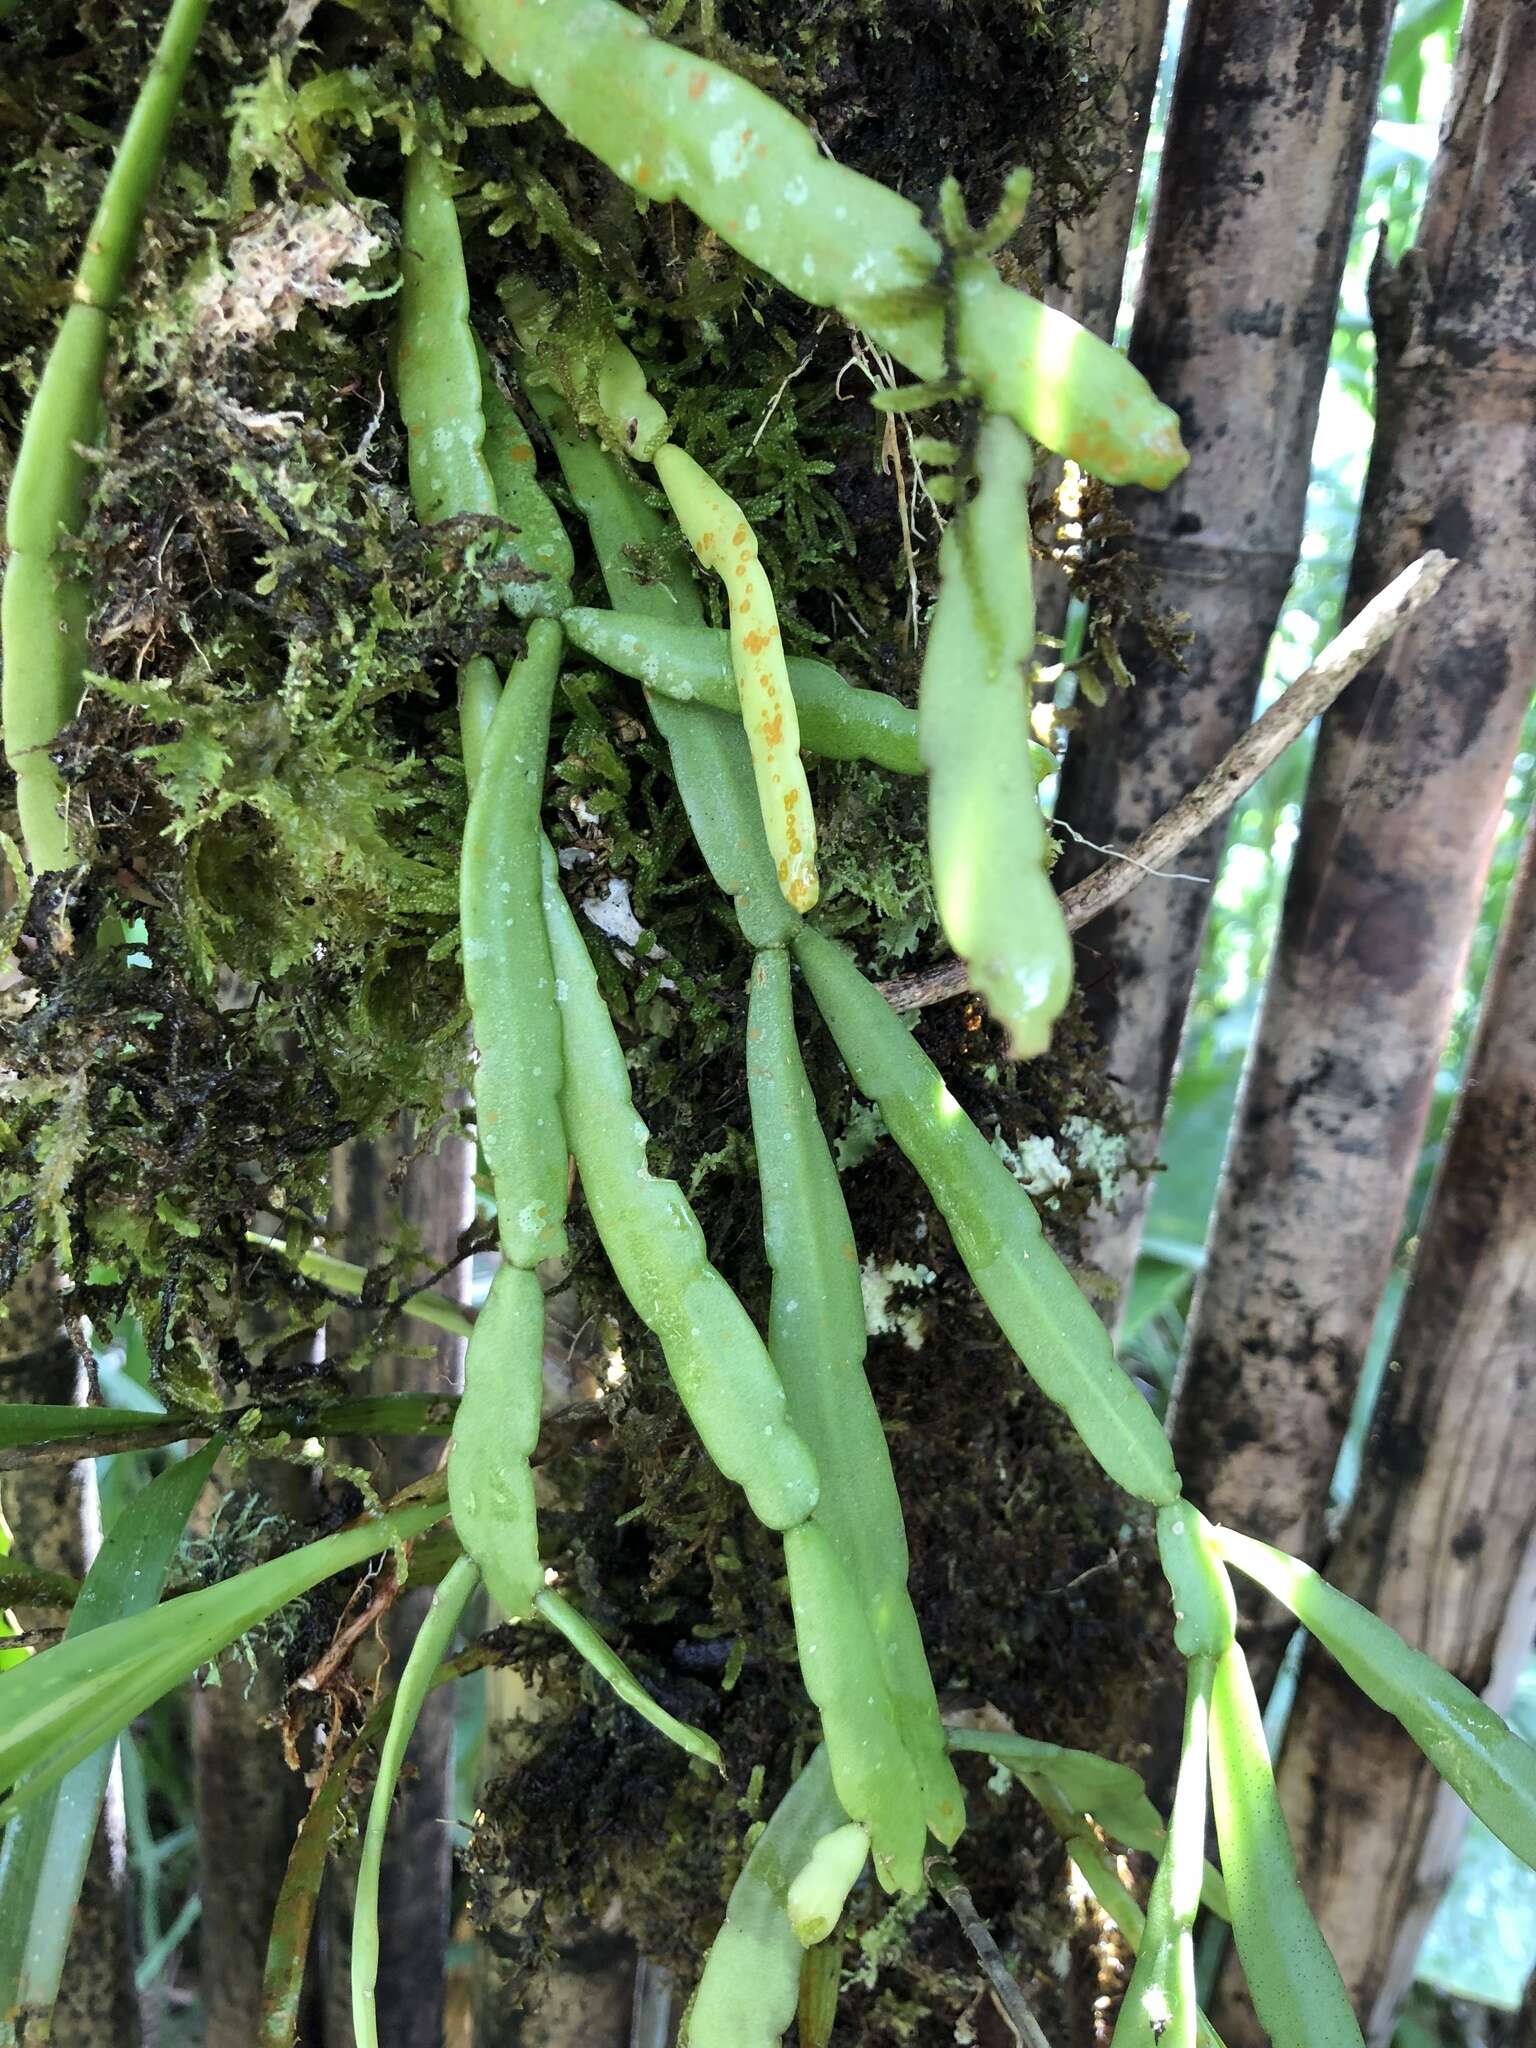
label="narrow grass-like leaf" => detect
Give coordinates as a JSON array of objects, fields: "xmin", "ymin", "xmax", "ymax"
[
  {"xmin": 1207, "ymin": 1642, "xmax": 1362, "ymax": 2047},
  {"xmin": 948, "ymin": 1727, "xmax": 1229, "ymax": 1922},
  {"xmin": 0, "ymin": 1440, "xmax": 218, "ymax": 2033},
  {"xmin": 0, "ymin": 1498, "xmax": 446, "ymax": 1822},
  {"xmin": 352, "ymin": 1555, "xmax": 481, "ymax": 2048},
  {"xmin": 680, "ymin": 1745, "xmax": 847, "ymax": 2048},
  {"xmin": 1215, "ymin": 1523, "xmax": 1536, "ymax": 1871},
  {"xmin": 259, "ymin": 1644, "xmax": 493, "ymax": 2048},
  {"xmin": 1030, "ymin": 1781, "xmax": 1228, "ymax": 2048},
  {"xmin": 536, "ymin": 1590, "xmax": 722, "ymax": 1768}
]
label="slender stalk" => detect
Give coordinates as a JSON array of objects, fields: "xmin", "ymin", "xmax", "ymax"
[
  {"xmin": 352, "ymin": 1554, "xmax": 482, "ymax": 2048},
  {"xmin": 1, "ymin": 0, "xmax": 212, "ymax": 871}
]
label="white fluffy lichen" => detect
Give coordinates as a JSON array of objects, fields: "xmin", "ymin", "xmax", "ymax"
[
  {"xmin": 992, "ymin": 1117, "xmax": 1129, "ymax": 1210},
  {"xmin": 189, "ymin": 201, "xmax": 383, "ymax": 358},
  {"xmin": 860, "ymin": 1259, "xmax": 936, "ymax": 1350}
]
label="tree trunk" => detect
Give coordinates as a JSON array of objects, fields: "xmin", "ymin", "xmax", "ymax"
[
  {"xmin": 1049, "ymin": 0, "xmax": 1169, "ymax": 340},
  {"xmin": 0, "ymin": 1266, "xmax": 141, "ymax": 2048},
  {"xmin": 1053, "ymin": 0, "xmax": 1394, "ymax": 1315},
  {"xmin": 1213, "ymin": 813, "xmax": 1536, "ymax": 2043},
  {"xmin": 1169, "ymin": 0, "xmax": 1536, "ymax": 1661},
  {"xmin": 193, "ymin": 1451, "xmax": 319, "ymax": 2048},
  {"xmin": 319, "ymin": 1121, "xmax": 474, "ymax": 2048}
]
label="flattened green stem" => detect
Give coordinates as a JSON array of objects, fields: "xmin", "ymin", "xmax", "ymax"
[
  {"xmin": 535, "ymin": 1589, "xmax": 721, "ymax": 1767},
  {"xmin": 524, "ymin": 369, "xmax": 798, "ymax": 951},
  {"xmin": 397, "ymin": 145, "xmax": 499, "ymax": 527},
  {"xmin": 457, "ymin": 652, "xmax": 502, "ymax": 792},
  {"xmin": 460, "ymin": 618, "xmax": 569, "ymax": 1265},
  {"xmin": 436, "ymin": 0, "xmax": 1186, "ymax": 487},
  {"xmin": 680, "ymin": 1745, "xmax": 847, "ymax": 2048},
  {"xmin": 475, "ymin": 336, "xmax": 576, "ymax": 609},
  {"xmin": 785, "ymin": 1822, "xmax": 869, "ymax": 1946},
  {"xmin": 517, "ymin": 316, "xmax": 820, "ymax": 917},
  {"xmin": 244, "ymin": 1230, "xmax": 475, "ymax": 1338},
  {"xmin": 1156, "ymin": 1503, "xmax": 1236, "ymax": 1661},
  {"xmin": 1207, "ymin": 1643, "xmax": 1363, "ymax": 2048},
  {"xmin": 1111, "ymin": 1657, "xmax": 1215, "ymax": 2048},
  {"xmin": 1, "ymin": 0, "xmax": 212, "ymax": 871},
  {"xmin": 654, "ymin": 442, "xmax": 819, "ymax": 912},
  {"xmin": 563, "ymin": 606, "xmax": 922, "ymax": 774},
  {"xmin": 920, "ymin": 414, "xmax": 1072, "ymax": 1057},
  {"xmin": 748, "ymin": 949, "xmax": 963, "ymax": 1850},
  {"xmin": 1213, "ymin": 1523, "xmax": 1536, "ymax": 1871},
  {"xmin": 450, "ymin": 593, "xmax": 565, "ymax": 1624},
  {"xmin": 448, "ymin": 1264, "xmax": 544, "ymax": 1620},
  {"xmin": 782, "ymin": 1520, "xmax": 926, "ymax": 1893},
  {"xmin": 352, "ymin": 1553, "xmax": 481, "ymax": 2048},
  {"xmin": 416, "ymin": 282, "xmax": 713, "ymax": 1749},
  {"xmin": 792, "ymin": 926, "xmax": 1182, "ymax": 1506},
  {"xmin": 398, "ymin": 148, "xmax": 569, "ymax": 621},
  {"xmin": 539, "ymin": 840, "xmax": 819, "ymax": 1530}
]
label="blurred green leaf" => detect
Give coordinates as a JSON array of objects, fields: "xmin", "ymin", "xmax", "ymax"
[
  {"xmin": 0, "ymin": 1497, "xmax": 447, "ymax": 1824},
  {"xmin": 0, "ymin": 1441, "xmax": 219, "ymax": 2032}
]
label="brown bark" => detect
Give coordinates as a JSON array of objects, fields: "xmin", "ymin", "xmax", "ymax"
[
  {"xmin": 1209, "ymin": 817, "xmax": 1536, "ymax": 2044},
  {"xmin": 0, "ymin": 1267, "xmax": 141, "ymax": 2048},
  {"xmin": 1053, "ymin": 0, "xmax": 1395, "ymax": 1315},
  {"xmin": 320, "ymin": 1120, "xmax": 474, "ymax": 2048},
  {"xmin": 1169, "ymin": 0, "xmax": 1536, "ymax": 1649},
  {"xmin": 1050, "ymin": 0, "xmax": 1170, "ymax": 339}
]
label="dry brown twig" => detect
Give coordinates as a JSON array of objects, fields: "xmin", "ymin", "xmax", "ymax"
[
  {"xmin": 928, "ymin": 1858, "xmax": 1056, "ymax": 2048},
  {"xmin": 880, "ymin": 549, "xmax": 1456, "ymax": 1013}
]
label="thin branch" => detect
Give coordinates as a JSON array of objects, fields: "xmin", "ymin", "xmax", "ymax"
[
  {"xmin": 0, "ymin": 1626, "xmax": 66, "ymax": 1652},
  {"xmin": 0, "ymin": 1393, "xmax": 609, "ymax": 1475},
  {"xmin": 295, "ymin": 1552, "xmax": 405, "ymax": 1693},
  {"xmin": 928, "ymin": 1859, "xmax": 1056, "ymax": 2048},
  {"xmin": 881, "ymin": 550, "xmax": 1456, "ymax": 1013},
  {"xmin": 244, "ymin": 1229, "xmax": 477, "ymax": 1338}
]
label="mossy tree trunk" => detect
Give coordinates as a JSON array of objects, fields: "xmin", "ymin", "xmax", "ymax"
[{"xmin": 8, "ymin": 0, "xmax": 1536, "ymax": 2040}]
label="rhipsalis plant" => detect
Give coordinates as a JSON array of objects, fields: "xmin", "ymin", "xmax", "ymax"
[{"xmin": 2, "ymin": 6, "xmax": 1531, "ymax": 2046}]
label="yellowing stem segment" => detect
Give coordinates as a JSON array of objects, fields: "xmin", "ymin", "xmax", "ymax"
[{"xmin": 654, "ymin": 443, "xmax": 818, "ymax": 912}]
